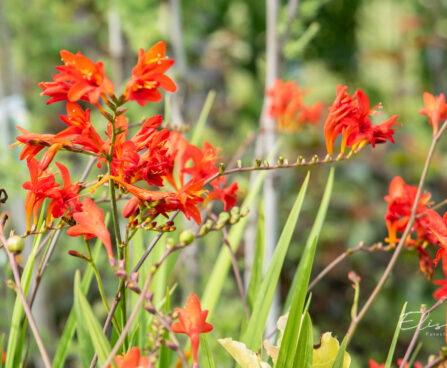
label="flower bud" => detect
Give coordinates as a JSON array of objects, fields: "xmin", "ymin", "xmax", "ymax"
[
  {"xmin": 179, "ymin": 230, "xmax": 195, "ymax": 246},
  {"xmin": 6, "ymin": 235, "xmax": 24, "ymax": 254}
]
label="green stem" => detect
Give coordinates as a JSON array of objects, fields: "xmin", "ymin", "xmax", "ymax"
[
  {"xmin": 106, "ymin": 102, "xmax": 128, "ymax": 347},
  {"xmin": 83, "ymin": 239, "xmax": 121, "ymax": 333}
]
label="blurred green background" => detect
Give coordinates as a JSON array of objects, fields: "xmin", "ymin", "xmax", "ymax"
[{"xmin": 1, "ymin": 0, "xmax": 447, "ymax": 366}]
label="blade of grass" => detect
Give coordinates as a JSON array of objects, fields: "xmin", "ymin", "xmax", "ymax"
[
  {"xmin": 332, "ymin": 336, "xmax": 348, "ymax": 368},
  {"xmin": 284, "ymin": 167, "xmax": 334, "ymax": 311},
  {"xmin": 190, "ymin": 90, "xmax": 216, "ymax": 146},
  {"xmin": 246, "ymin": 200, "xmax": 265, "ymax": 312},
  {"xmin": 384, "ymin": 302, "xmax": 408, "ymax": 368},
  {"xmin": 276, "ymin": 168, "xmax": 334, "ymax": 367},
  {"xmin": 74, "ymin": 271, "xmax": 113, "ymax": 366},
  {"xmin": 201, "ymin": 142, "xmax": 280, "ymax": 318},
  {"xmin": 5, "ymin": 205, "xmax": 46, "ymax": 368},
  {"xmin": 53, "ymin": 216, "xmax": 108, "ymax": 368},
  {"xmin": 240, "ymin": 172, "xmax": 310, "ymax": 351},
  {"xmin": 200, "ymin": 334, "xmax": 216, "ymax": 368},
  {"xmin": 292, "ymin": 312, "xmax": 313, "ymax": 368}
]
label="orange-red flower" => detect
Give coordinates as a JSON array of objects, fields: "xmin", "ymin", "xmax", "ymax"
[
  {"xmin": 124, "ymin": 41, "xmax": 177, "ymax": 106},
  {"xmin": 369, "ymin": 360, "xmax": 384, "ymax": 368},
  {"xmin": 207, "ymin": 182, "xmax": 239, "ymax": 211},
  {"xmin": 324, "ymin": 84, "xmax": 399, "ymax": 155},
  {"xmin": 46, "ymin": 162, "xmax": 81, "ymax": 223},
  {"xmin": 13, "ymin": 126, "xmax": 68, "ymax": 169},
  {"xmin": 66, "ymin": 197, "xmax": 114, "ymax": 263},
  {"xmin": 171, "ymin": 294, "xmax": 213, "ymax": 365},
  {"xmin": 268, "ymin": 79, "xmax": 323, "ymax": 131},
  {"xmin": 2, "ymin": 352, "xmax": 5, "ymax": 364},
  {"xmin": 39, "ymin": 50, "xmax": 114, "ymax": 104},
  {"xmin": 108, "ymin": 346, "xmax": 151, "ymax": 368},
  {"xmin": 384, "ymin": 176, "xmax": 432, "ymax": 248},
  {"xmin": 419, "ymin": 92, "xmax": 447, "ymax": 136},
  {"xmin": 22, "ymin": 158, "xmax": 60, "ymax": 230},
  {"xmin": 369, "ymin": 359, "xmax": 422, "ymax": 368}
]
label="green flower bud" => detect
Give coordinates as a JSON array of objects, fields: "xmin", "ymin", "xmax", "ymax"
[
  {"xmin": 179, "ymin": 230, "xmax": 195, "ymax": 246},
  {"xmin": 6, "ymin": 235, "xmax": 24, "ymax": 254}
]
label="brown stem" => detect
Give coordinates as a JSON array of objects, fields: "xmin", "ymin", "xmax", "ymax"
[
  {"xmin": 307, "ymin": 242, "xmax": 391, "ymax": 292},
  {"xmin": 345, "ymin": 120, "xmax": 447, "ymax": 344},
  {"xmin": 424, "ymin": 354, "xmax": 447, "ymax": 368},
  {"xmin": 400, "ymin": 297, "xmax": 447, "ymax": 368},
  {"xmin": 0, "ymin": 222, "xmax": 52, "ymax": 368},
  {"xmin": 209, "ymin": 212, "xmax": 251, "ymax": 319}
]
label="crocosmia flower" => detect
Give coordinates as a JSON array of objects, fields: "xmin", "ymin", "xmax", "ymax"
[
  {"xmin": 171, "ymin": 294, "xmax": 213, "ymax": 366},
  {"xmin": 124, "ymin": 41, "xmax": 177, "ymax": 106},
  {"xmin": 324, "ymin": 84, "xmax": 399, "ymax": 155},
  {"xmin": 268, "ymin": 79, "xmax": 323, "ymax": 131},
  {"xmin": 108, "ymin": 346, "xmax": 151, "ymax": 368},
  {"xmin": 384, "ymin": 176, "xmax": 433, "ymax": 248},
  {"xmin": 39, "ymin": 50, "xmax": 114, "ymax": 104},
  {"xmin": 419, "ymin": 92, "xmax": 447, "ymax": 135},
  {"xmin": 66, "ymin": 197, "xmax": 114, "ymax": 263}
]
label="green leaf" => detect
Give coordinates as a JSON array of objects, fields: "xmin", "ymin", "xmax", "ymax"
[
  {"xmin": 292, "ymin": 313, "xmax": 313, "ymax": 368},
  {"xmin": 284, "ymin": 167, "xmax": 334, "ymax": 311},
  {"xmin": 332, "ymin": 336, "xmax": 348, "ymax": 368},
  {"xmin": 384, "ymin": 302, "xmax": 408, "ymax": 368},
  {"xmin": 52, "ymin": 224, "xmax": 107, "ymax": 368},
  {"xmin": 74, "ymin": 271, "xmax": 113, "ymax": 366},
  {"xmin": 5, "ymin": 207, "xmax": 46, "ymax": 368},
  {"xmin": 240, "ymin": 172, "xmax": 310, "ymax": 351},
  {"xmin": 201, "ymin": 141, "xmax": 281, "ymax": 317},
  {"xmin": 201, "ymin": 334, "xmax": 216, "ymax": 368},
  {"xmin": 246, "ymin": 200, "xmax": 265, "ymax": 312},
  {"xmin": 276, "ymin": 168, "xmax": 334, "ymax": 367},
  {"xmin": 190, "ymin": 90, "xmax": 216, "ymax": 146}
]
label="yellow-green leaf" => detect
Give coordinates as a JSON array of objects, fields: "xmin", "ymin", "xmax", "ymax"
[{"xmin": 312, "ymin": 333, "xmax": 350, "ymax": 368}]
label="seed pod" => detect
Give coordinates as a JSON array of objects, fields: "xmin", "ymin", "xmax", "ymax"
[
  {"xmin": 179, "ymin": 230, "xmax": 195, "ymax": 246},
  {"xmin": 6, "ymin": 235, "xmax": 24, "ymax": 254}
]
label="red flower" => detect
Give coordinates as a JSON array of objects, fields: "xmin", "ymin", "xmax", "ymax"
[
  {"xmin": 57, "ymin": 102, "xmax": 106, "ymax": 155},
  {"xmin": 66, "ymin": 197, "xmax": 114, "ymax": 263},
  {"xmin": 171, "ymin": 294, "xmax": 213, "ymax": 365},
  {"xmin": 268, "ymin": 79, "xmax": 323, "ymax": 131},
  {"xmin": 22, "ymin": 158, "xmax": 59, "ymax": 230},
  {"xmin": 13, "ymin": 126, "xmax": 68, "ymax": 169},
  {"xmin": 108, "ymin": 346, "xmax": 151, "ymax": 368},
  {"xmin": 368, "ymin": 359, "xmax": 384, "ymax": 368},
  {"xmin": 384, "ymin": 176, "xmax": 432, "ymax": 247},
  {"xmin": 207, "ymin": 182, "xmax": 239, "ymax": 211},
  {"xmin": 419, "ymin": 92, "xmax": 447, "ymax": 136},
  {"xmin": 39, "ymin": 50, "xmax": 114, "ymax": 104},
  {"xmin": 46, "ymin": 162, "xmax": 81, "ymax": 222},
  {"xmin": 397, "ymin": 358, "xmax": 422, "ymax": 368},
  {"xmin": 124, "ymin": 41, "xmax": 177, "ymax": 106},
  {"xmin": 2, "ymin": 352, "xmax": 5, "ymax": 364},
  {"xmin": 324, "ymin": 85, "xmax": 399, "ymax": 155},
  {"xmin": 433, "ymin": 279, "xmax": 447, "ymax": 299}
]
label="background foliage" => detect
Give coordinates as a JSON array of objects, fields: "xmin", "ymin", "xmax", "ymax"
[{"xmin": 1, "ymin": 0, "xmax": 447, "ymax": 366}]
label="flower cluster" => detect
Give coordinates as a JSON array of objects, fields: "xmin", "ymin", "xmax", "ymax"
[
  {"xmin": 13, "ymin": 41, "xmax": 238, "ymax": 265},
  {"xmin": 324, "ymin": 84, "xmax": 400, "ymax": 155},
  {"xmin": 268, "ymin": 79, "xmax": 323, "ymax": 131},
  {"xmin": 384, "ymin": 92, "xmax": 447, "ymax": 294}
]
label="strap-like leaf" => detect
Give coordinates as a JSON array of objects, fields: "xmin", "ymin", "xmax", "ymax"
[
  {"xmin": 240, "ymin": 172, "xmax": 310, "ymax": 351},
  {"xmin": 276, "ymin": 168, "xmax": 334, "ymax": 367},
  {"xmin": 74, "ymin": 271, "xmax": 113, "ymax": 366},
  {"xmin": 384, "ymin": 302, "xmax": 408, "ymax": 368}
]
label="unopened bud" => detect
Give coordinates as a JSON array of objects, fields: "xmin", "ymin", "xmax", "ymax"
[
  {"xmin": 6, "ymin": 235, "xmax": 24, "ymax": 254},
  {"xmin": 166, "ymin": 237, "xmax": 176, "ymax": 249},
  {"xmin": 68, "ymin": 250, "xmax": 90, "ymax": 261},
  {"xmin": 179, "ymin": 230, "xmax": 195, "ymax": 246}
]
